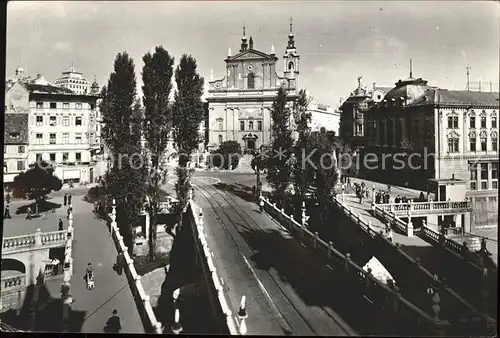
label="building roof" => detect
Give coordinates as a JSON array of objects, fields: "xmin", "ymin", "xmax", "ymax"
[
  {"xmin": 373, "ymin": 86, "xmax": 393, "ymax": 93},
  {"xmin": 384, "ymin": 77, "xmax": 431, "ymax": 104},
  {"xmin": 409, "ymin": 89, "xmax": 500, "ymax": 108},
  {"xmin": 4, "ymin": 113, "xmax": 29, "ymax": 144},
  {"xmin": 23, "ymin": 82, "xmax": 74, "ymax": 95}
]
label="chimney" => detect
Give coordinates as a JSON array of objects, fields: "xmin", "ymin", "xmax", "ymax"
[
  {"xmin": 452, "ymin": 174, "xmax": 455, "ymax": 180},
  {"xmin": 373, "ymin": 82, "xmax": 376, "ymax": 91}
]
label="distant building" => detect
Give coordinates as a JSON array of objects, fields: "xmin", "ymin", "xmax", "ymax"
[
  {"xmin": 4, "ymin": 68, "xmax": 100, "ymax": 185},
  {"xmin": 207, "ymin": 23, "xmax": 300, "ymax": 152},
  {"xmin": 362, "ymin": 73, "xmax": 499, "ymax": 227},
  {"xmin": 339, "ymin": 77, "xmax": 392, "ymax": 152},
  {"xmin": 54, "ymin": 66, "xmax": 91, "ymax": 95},
  {"xmin": 306, "ymin": 102, "xmax": 340, "ymax": 135}
]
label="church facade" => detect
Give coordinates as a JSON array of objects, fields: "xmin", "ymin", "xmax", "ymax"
[{"xmin": 206, "ymin": 24, "xmax": 300, "ymax": 152}]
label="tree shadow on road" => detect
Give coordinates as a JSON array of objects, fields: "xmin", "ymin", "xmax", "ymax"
[
  {"xmin": 14, "ymin": 200, "xmax": 62, "ymax": 215},
  {"xmin": 213, "ymin": 183, "xmax": 256, "ymax": 203}
]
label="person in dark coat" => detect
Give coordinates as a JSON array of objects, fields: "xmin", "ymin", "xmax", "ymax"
[
  {"xmin": 58, "ymin": 218, "xmax": 64, "ymax": 231},
  {"xmin": 419, "ymin": 192, "xmax": 425, "ymax": 202},
  {"xmin": 105, "ymin": 309, "xmax": 122, "ymax": 333},
  {"xmin": 64, "ymin": 193, "xmax": 68, "ymax": 206},
  {"xmin": 6, "ymin": 192, "xmax": 11, "ymax": 204},
  {"xmin": 68, "ymin": 194, "xmax": 72, "ymax": 205},
  {"xmin": 4, "ymin": 204, "xmax": 11, "ymax": 219}
]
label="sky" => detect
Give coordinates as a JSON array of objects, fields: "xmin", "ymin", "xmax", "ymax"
[{"xmin": 6, "ymin": 1, "xmax": 500, "ymax": 107}]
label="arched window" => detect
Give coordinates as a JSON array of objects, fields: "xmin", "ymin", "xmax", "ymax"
[
  {"xmin": 218, "ymin": 135, "xmax": 223, "ymax": 144},
  {"xmin": 288, "ymin": 61, "xmax": 294, "ymax": 71},
  {"xmin": 247, "ymin": 73, "xmax": 255, "ymax": 89},
  {"xmin": 447, "ymin": 131, "xmax": 460, "ymax": 153}
]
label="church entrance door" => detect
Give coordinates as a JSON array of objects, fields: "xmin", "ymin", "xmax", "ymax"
[{"xmin": 247, "ymin": 139, "xmax": 255, "ymax": 151}]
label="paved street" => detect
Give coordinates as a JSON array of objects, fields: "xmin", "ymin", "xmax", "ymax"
[
  {"xmin": 38, "ymin": 192, "xmax": 144, "ymax": 333},
  {"xmin": 183, "ymin": 173, "xmax": 396, "ymax": 336}
]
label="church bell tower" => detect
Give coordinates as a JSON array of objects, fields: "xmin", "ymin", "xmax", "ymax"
[{"xmin": 283, "ymin": 18, "xmax": 300, "ymax": 88}]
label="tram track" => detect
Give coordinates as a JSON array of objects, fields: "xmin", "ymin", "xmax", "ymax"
[{"xmin": 192, "ymin": 177, "xmax": 356, "ymax": 336}]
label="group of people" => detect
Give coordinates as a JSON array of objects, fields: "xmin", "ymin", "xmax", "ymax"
[
  {"xmin": 354, "ymin": 181, "xmax": 369, "ymax": 203},
  {"xmin": 63, "ymin": 193, "xmax": 73, "ymax": 206},
  {"xmin": 374, "ymin": 190, "xmax": 391, "ymax": 204}
]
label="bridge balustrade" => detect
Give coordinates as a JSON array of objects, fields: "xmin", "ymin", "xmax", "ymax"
[
  {"xmin": 2, "ymin": 234, "xmax": 37, "ymax": 252},
  {"xmin": 1, "ymin": 274, "xmax": 26, "ymax": 292},
  {"xmin": 377, "ymin": 201, "xmax": 472, "ymax": 215}
]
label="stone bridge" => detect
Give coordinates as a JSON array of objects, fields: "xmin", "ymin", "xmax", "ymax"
[{"xmin": 1, "ymin": 230, "xmax": 67, "ymax": 302}]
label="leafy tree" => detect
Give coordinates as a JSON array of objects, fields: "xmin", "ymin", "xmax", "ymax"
[
  {"xmin": 211, "ymin": 141, "xmax": 242, "ymax": 169},
  {"xmin": 172, "ymin": 54, "xmax": 204, "ymax": 212},
  {"xmin": 100, "ymin": 52, "xmax": 142, "ymax": 250},
  {"xmin": 266, "ymin": 86, "xmax": 294, "ymax": 207},
  {"xmin": 142, "ymin": 46, "xmax": 175, "ymax": 260},
  {"xmin": 292, "ymin": 89, "xmax": 313, "ymax": 205},
  {"xmin": 12, "ymin": 161, "xmax": 62, "ymax": 213}
]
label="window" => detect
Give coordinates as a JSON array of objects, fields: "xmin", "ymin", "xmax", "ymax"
[
  {"xmin": 240, "ymin": 120, "xmax": 245, "ymax": 131},
  {"xmin": 49, "ymin": 133, "xmax": 56, "ymax": 144},
  {"xmin": 49, "ymin": 116, "xmax": 57, "ymax": 126},
  {"xmin": 480, "ymin": 133, "xmax": 487, "ymax": 151},
  {"xmin": 288, "ymin": 61, "xmax": 294, "ymax": 71},
  {"xmin": 50, "ymin": 102, "xmax": 57, "ymax": 109},
  {"xmin": 4, "ymin": 162, "xmax": 7, "ymax": 173},
  {"xmin": 9, "ymin": 132, "xmax": 19, "ymax": 139},
  {"xmin": 493, "ymin": 163, "xmax": 499, "ymax": 189},
  {"xmin": 247, "ymin": 73, "xmax": 255, "ymax": 89},
  {"xmin": 492, "ymin": 133, "xmax": 498, "ymax": 151},
  {"xmin": 377, "ymin": 95, "xmax": 381, "ymax": 100},
  {"xmin": 62, "ymin": 153, "xmax": 68, "ymax": 162},
  {"xmin": 357, "ymin": 123, "xmax": 363, "ymax": 134},
  {"xmin": 75, "ymin": 117, "xmax": 82, "ymax": 126},
  {"xmin": 469, "ymin": 132, "xmax": 476, "ymax": 151},
  {"xmin": 447, "ymin": 133, "xmax": 459, "ymax": 152},
  {"xmin": 492, "ymin": 114, "xmax": 497, "ymax": 128},
  {"xmin": 218, "ymin": 121, "xmax": 223, "ymax": 131},
  {"xmin": 17, "ymin": 161, "xmax": 25, "ymax": 171},
  {"xmin": 36, "ymin": 102, "xmax": 43, "ymax": 109},
  {"xmin": 218, "ymin": 135, "xmax": 223, "ymax": 143},
  {"xmin": 62, "ymin": 116, "xmax": 69, "ymax": 126},
  {"xmin": 447, "ymin": 115, "xmax": 458, "ymax": 129},
  {"xmin": 469, "ymin": 116, "xmax": 476, "ymax": 129},
  {"xmin": 36, "ymin": 116, "xmax": 43, "ymax": 126},
  {"xmin": 49, "ymin": 153, "xmax": 56, "ymax": 162},
  {"xmin": 257, "ymin": 121, "xmax": 262, "ymax": 131},
  {"xmin": 18, "ymin": 146, "xmax": 25, "ymax": 153},
  {"xmin": 75, "ymin": 153, "xmax": 81, "ymax": 162},
  {"xmin": 63, "ymin": 103, "xmax": 70, "ymax": 110},
  {"xmin": 62, "ymin": 133, "xmax": 69, "ymax": 144},
  {"xmin": 480, "ymin": 163, "xmax": 488, "ymax": 191},
  {"xmin": 249, "ymin": 121, "xmax": 254, "ymax": 130},
  {"xmin": 480, "ymin": 113, "xmax": 487, "ymax": 128},
  {"xmin": 76, "ymin": 103, "xmax": 82, "ymax": 110},
  {"xmin": 36, "ymin": 133, "xmax": 43, "ymax": 144},
  {"xmin": 75, "ymin": 133, "xmax": 82, "ymax": 144}
]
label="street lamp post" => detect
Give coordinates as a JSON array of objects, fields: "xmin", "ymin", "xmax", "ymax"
[{"xmin": 255, "ymin": 150, "xmax": 262, "ymax": 200}]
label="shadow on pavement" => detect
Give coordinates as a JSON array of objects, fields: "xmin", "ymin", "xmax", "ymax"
[
  {"xmin": 14, "ymin": 200, "xmax": 62, "ymax": 215},
  {"xmin": 238, "ymin": 227, "xmax": 405, "ymax": 336},
  {"xmin": 0, "ymin": 282, "xmax": 86, "ymax": 332},
  {"xmin": 213, "ymin": 183, "xmax": 256, "ymax": 203}
]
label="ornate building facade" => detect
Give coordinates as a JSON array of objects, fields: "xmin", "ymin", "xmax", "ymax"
[
  {"xmin": 362, "ymin": 74, "xmax": 499, "ymax": 226},
  {"xmin": 4, "ymin": 68, "xmax": 101, "ymax": 185},
  {"xmin": 206, "ymin": 24, "xmax": 300, "ymax": 151}
]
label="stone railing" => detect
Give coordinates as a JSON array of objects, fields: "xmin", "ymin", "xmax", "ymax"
[
  {"xmin": 1, "ymin": 274, "xmax": 26, "ymax": 293},
  {"xmin": 108, "ymin": 202, "xmax": 163, "ymax": 334},
  {"xmin": 2, "ymin": 229, "xmax": 67, "ymax": 254},
  {"xmin": 376, "ymin": 201, "xmax": 472, "ymax": 215},
  {"xmin": 261, "ymin": 197, "xmax": 452, "ymax": 336},
  {"xmin": 186, "ymin": 201, "xmax": 240, "ymax": 335}
]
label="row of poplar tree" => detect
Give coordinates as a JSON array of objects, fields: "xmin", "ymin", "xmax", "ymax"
[{"xmin": 99, "ymin": 47, "xmax": 204, "ymax": 260}]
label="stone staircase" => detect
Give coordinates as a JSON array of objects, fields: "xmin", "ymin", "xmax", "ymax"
[{"xmin": 231, "ymin": 154, "xmax": 254, "ymax": 173}]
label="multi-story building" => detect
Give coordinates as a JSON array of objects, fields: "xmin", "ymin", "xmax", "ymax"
[
  {"xmin": 207, "ymin": 24, "xmax": 300, "ymax": 151},
  {"xmin": 54, "ymin": 66, "xmax": 91, "ymax": 95},
  {"xmin": 306, "ymin": 102, "xmax": 340, "ymax": 135},
  {"xmin": 339, "ymin": 77, "xmax": 392, "ymax": 152},
  {"xmin": 362, "ymin": 73, "xmax": 499, "ymax": 226},
  {"xmin": 4, "ymin": 70, "xmax": 100, "ymax": 184},
  {"xmin": 3, "ymin": 113, "xmax": 29, "ymax": 191}
]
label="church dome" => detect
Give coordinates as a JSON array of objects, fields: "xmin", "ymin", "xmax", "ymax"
[{"xmin": 384, "ymin": 76, "xmax": 431, "ymax": 105}]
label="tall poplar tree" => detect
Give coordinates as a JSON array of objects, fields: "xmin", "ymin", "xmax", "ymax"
[
  {"xmin": 100, "ymin": 52, "xmax": 143, "ymax": 250},
  {"xmin": 172, "ymin": 54, "xmax": 204, "ymax": 211},
  {"xmin": 142, "ymin": 46, "xmax": 175, "ymax": 260},
  {"xmin": 266, "ymin": 86, "xmax": 294, "ymax": 207}
]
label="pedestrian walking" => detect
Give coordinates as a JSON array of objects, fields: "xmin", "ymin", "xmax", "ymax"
[
  {"xmin": 68, "ymin": 194, "xmax": 72, "ymax": 205},
  {"xmin": 58, "ymin": 218, "xmax": 64, "ymax": 231},
  {"xmin": 26, "ymin": 206, "xmax": 32, "ymax": 220},
  {"xmin": 4, "ymin": 204, "xmax": 12, "ymax": 219},
  {"xmin": 64, "ymin": 193, "xmax": 68, "ymax": 206},
  {"xmin": 67, "ymin": 207, "xmax": 72, "ymax": 219},
  {"xmin": 6, "ymin": 192, "xmax": 11, "ymax": 204},
  {"xmin": 105, "ymin": 309, "xmax": 122, "ymax": 333}
]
